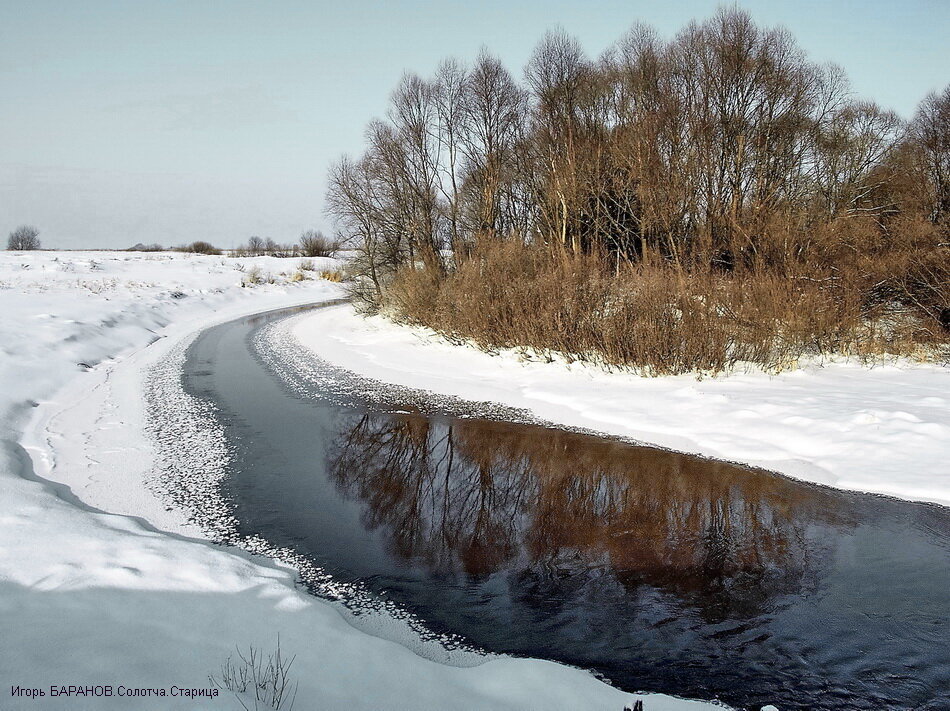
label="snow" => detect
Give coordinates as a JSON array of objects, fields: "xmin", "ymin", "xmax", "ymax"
[
  {"xmin": 0, "ymin": 251, "xmax": 721, "ymax": 711},
  {"xmin": 288, "ymin": 305, "xmax": 950, "ymax": 508}
]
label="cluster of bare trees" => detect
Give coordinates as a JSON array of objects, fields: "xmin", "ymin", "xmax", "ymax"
[
  {"xmin": 235, "ymin": 235, "xmax": 294, "ymax": 257},
  {"xmin": 326, "ymin": 9, "xmax": 948, "ymax": 370},
  {"xmin": 234, "ymin": 231, "xmax": 340, "ymax": 258},
  {"xmin": 328, "ymin": 8, "xmax": 948, "ymax": 293},
  {"xmin": 7, "ymin": 225, "xmax": 41, "ymax": 251},
  {"xmin": 326, "ymin": 49, "xmax": 531, "ymax": 299}
]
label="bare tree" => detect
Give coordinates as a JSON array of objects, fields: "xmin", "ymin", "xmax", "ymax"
[
  {"xmin": 7, "ymin": 225, "xmax": 40, "ymax": 250},
  {"xmin": 432, "ymin": 58, "xmax": 469, "ymax": 252},
  {"xmin": 909, "ymin": 85, "xmax": 950, "ymax": 224},
  {"xmin": 387, "ymin": 73, "xmax": 445, "ymax": 273},
  {"xmin": 247, "ymin": 235, "xmax": 264, "ymax": 256},
  {"xmin": 458, "ymin": 50, "xmax": 526, "ymax": 240},
  {"xmin": 326, "ymin": 154, "xmax": 392, "ymax": 303},
  {"xmin": 811, "ymin": 101, "xmax": 901, "ymax": 217},
  {"xmin": 525, "ymin": 29, "xmax": 594, "ymax": 254},
  {"xmin": 299, "ymin": 229, "xmax": 338, "ymax": 257}
]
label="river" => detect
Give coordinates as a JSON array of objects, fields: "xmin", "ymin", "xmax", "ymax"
[{"xmin": 174, "ymin": 304, "xmax": 950, "ymax": 710}]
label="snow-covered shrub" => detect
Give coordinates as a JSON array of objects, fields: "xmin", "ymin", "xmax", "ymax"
[{"xmin": 242, "ymin": 267, "xmax": 278, "ymax": 286}]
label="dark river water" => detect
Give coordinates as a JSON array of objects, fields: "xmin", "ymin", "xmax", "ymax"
[{"xmin": 181, "ymin": 306, "xmax": 950, "ymax": 711}]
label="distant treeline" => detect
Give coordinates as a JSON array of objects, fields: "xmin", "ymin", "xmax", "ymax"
[
  {"xmin": 327, "ymin": 8, "xmax": 949, "ymax": 373},
  {"xmin": 127, "ymin": 231, "xmax": 340, "ymax": 258}
]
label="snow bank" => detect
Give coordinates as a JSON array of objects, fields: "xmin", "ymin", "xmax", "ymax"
[
  {"xmin": 288, "ymin": 304, "xmax": 950, "ymax": 508},
  {"xmin": 0, "ymin": 252, "xmax": 718, "ymax": 710}
]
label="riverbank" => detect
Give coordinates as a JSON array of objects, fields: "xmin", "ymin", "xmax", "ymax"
[
  {"xmin": 287, "ymin": 304, "xmax": 950, "ymax": 508},
  {"xmin": 0, "ymin": 251, "xmax": 713, "ymax": 710}
]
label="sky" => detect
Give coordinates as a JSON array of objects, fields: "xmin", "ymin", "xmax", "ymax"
[{"xmin": 1, "ymin": 0, "xmax": 948, "ymax": 249}]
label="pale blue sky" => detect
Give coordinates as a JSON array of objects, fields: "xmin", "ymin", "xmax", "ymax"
[{"xmin": 1, "ymin": 0, "xmax": 947, "ymax": 248}]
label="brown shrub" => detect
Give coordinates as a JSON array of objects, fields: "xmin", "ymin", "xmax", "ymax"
[
  {"xmin": 384, "ymin": 236, "xmax": 949, "ymax": 376},
  {"xmin": 176, "ymin": 241, "xmax": 221, "ymax": 255}
]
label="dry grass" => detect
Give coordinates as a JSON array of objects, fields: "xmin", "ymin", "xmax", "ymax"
[
  {"xmin": 242, "ymin": 266, "xmax": 276, "ymax": 286},
  {"xmin": 319, "ymin": 269, "xmax": 344, "ymax": 282},
  {"xmin": 383, "ymin": 233, "xmax": 949, "ymax": 376}
]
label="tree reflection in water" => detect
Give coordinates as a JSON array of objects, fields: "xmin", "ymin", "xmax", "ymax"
[{"xmin": 328, "ymin": 407, "xmax": 849, "ymax": 621}]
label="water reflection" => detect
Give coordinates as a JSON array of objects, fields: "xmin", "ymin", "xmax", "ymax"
[{"xmin": 329, "ymin": 409, "xmax": 848, "ymax": 621}]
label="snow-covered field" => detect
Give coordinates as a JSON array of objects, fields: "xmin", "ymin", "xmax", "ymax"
[
  {"xmin": 288, "ymin": 306, "xmax": 950, "ymax": 508},
  {"xmin": 0, "ymin": 251, "xmax": 713, "ymax": 710}
]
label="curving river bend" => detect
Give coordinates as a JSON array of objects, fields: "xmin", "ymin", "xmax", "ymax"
[{"xmin": 174, "ymin": 304, "xmax": 950, "ymax": 711}]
